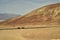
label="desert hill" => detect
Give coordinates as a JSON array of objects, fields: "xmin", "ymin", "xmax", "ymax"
[
  {"xmin": 0, "ymin": 3, "xmax": 60, "ymax": 27},
  {"xmin": 0, "ymin": 3, "xmax": 60, "ymax": 40}
]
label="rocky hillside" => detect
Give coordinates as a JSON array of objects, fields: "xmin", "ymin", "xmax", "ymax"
[{"xmin": 0, "ymin": 3, "xmax": 60, "ymax": 27}]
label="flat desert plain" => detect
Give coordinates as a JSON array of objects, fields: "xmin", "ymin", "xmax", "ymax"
[{"xmin": 0, "ymin": 27, "xmax": 60, "ymax": 40}]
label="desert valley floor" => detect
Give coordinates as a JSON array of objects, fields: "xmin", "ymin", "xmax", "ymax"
[{"xmin": 0, "ymin": 27, "xmax": 60, "ymax": 40}]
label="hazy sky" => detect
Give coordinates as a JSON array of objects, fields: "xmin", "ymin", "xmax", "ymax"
[{"xmin": 0, "ymin": 0, "xmax": 60, "ymax": 15}]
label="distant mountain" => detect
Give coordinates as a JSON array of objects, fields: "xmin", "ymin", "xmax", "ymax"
[{"xmin": 0, "ymin": 14, "xmax": 20, "ymax": 20}]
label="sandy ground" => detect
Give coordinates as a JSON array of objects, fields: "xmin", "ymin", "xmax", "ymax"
[{"xmin": 0, "ymin": 27, "xmax": 60, "ymax": 40}]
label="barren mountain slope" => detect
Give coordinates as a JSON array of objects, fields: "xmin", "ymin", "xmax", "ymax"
[{"xmin": 0, "ymin": 3, "xmax": 60, "ymax": 27}]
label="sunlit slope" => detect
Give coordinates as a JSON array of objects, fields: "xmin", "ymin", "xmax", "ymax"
[{"xmin": 0, "ymin": 3, "xmax": 60, "ymax": 27}]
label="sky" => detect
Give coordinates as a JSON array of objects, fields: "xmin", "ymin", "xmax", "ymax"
[{"xmin": 0, "ymin": 0, "xmax": 60, "ymax": 15}]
